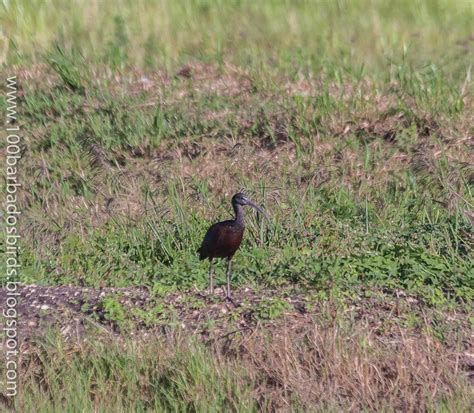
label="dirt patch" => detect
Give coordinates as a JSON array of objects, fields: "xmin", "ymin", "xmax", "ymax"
[
  {"xmin": 1, "ymin": 284, "xmax": 472, "ymax": 384},
  {"xmin": 2, "ymin": 284, "xmax": 473, "ymax": 411},
  {"xmin": 2, "ymin": 284, "xmax": 308, "ymax": 340}
]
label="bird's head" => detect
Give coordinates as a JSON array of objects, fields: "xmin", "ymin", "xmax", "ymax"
[{"xmin": 231, "ymin": 193, "xmax": 270, "ymax": 220}]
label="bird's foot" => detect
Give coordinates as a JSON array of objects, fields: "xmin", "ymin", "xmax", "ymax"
[{"xmin": 225, "ymin": 295, "xmax": 238, "ymax": 307}]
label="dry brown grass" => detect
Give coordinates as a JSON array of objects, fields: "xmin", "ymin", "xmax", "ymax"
[
  {"xmin": 6, "ymin": 283, "xmax": 472, "ymax": 411},
  {"xmin": 235, "ymin": 322, "xmax": 472, "ymax": 411},
  {"xmin": 15, "ymin": 296, "xmax": 473, "ymax": 412}
]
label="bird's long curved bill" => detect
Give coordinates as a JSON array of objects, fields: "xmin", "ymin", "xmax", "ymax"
[{"xmin": 246, "ymin": 200, "xmax": 270, "ymax": 222}]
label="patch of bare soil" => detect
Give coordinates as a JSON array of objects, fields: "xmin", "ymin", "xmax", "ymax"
[
  {"xmin": 2, "ymin": 284, "xmax": 473, "ymax": 411},
  {"xmin": 1, "ymin": 285, "xmax": 472, "ymax": 384},
  {"xmin": 2, "ymin": 284, "xmax": 308, "ymax": 340}
]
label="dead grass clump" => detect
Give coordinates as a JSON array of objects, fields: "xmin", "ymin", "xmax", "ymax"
[
  {"xmin": 232, "ymin": 321, "xmax": 472, "ymax": 411},
  {"xmin": 12, "ymin": 313, "xmax": 472, "ymax": 412}
]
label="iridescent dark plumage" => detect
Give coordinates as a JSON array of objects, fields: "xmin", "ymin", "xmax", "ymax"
[
  {"xmin": 197, "ymin": 221, "xmax": 244, "ymax": 261},
  {"xmin": 197, "ymin": 193, "xmax": 268, "ymax": 299}
]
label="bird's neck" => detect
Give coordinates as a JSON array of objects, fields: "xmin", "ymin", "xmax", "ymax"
[{"xmin": 233, "ymin": 203, "xmax": 245, "ymax": 226}]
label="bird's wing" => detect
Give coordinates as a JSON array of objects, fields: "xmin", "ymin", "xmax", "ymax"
[{"xmin": 197, "ymin": 222, "xmax": 230, "ymax": 258}]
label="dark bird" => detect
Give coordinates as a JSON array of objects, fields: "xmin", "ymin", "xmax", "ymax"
[{"xmin": 197, "ymin": 193, "xmax": 269, "ymax": 299}]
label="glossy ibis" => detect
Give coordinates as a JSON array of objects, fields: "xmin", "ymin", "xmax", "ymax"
[{"xmin": 197, "ymin": 193, "xmax": 269, "ymax": 299}]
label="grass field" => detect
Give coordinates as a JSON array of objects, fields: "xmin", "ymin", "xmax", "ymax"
[{"xmin": 1, "ymin": 0, "xmax": 473, "ymax": 411}]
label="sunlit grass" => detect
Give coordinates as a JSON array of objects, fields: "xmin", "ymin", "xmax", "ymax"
[
  {"xmin": 2, "ymin": 0, "xmax": 473, "ymax": 80},
  {"xmin": 1, "ymin": 1, "xmax": 473, "ymax": 411}
]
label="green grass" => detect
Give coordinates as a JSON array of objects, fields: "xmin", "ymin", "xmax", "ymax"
[
  {"xmin": 7, "ymin": 308, "xmax": 472, "ymax": 412},
  {"xmin": 2, "ymin": 0, "xmax": 474, "ymax": 78},
  {"xmin": 8, "ymin": 70, "xmax": 472, "ymax": 303},
  {"xmin": 0, "ymin": 2, "xmax": 473, "ymax": 408},
  {"xmin": 2, "ymin": 36, "xmax": 472, "ymax": 303},
  {"xmin": 16, "ymin": 331, "xmax": 256, "ymax": 412}
]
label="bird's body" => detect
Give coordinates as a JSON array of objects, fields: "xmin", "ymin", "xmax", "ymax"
[
  {"xmin": 198, "ymin": 220, "xmax": 244, "ymax": 261},
  {"xmin": 197, "ymin": 193, "xmax": 268, "ymax": 299}
]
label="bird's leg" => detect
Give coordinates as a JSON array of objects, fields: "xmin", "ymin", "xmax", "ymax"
[
  {"xmin": 226, "ymin": 258, "xmax": 232, "ymax": 299},
  {"xmin": 208, "ymin": 259, "xmax": 214, "ymax": 295}
]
